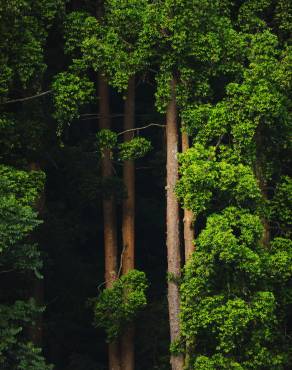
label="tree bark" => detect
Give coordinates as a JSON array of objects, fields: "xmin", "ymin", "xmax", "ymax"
[
  {"xmin": 98, "ymin": 74, "xmax": 121, "ymax": 370},
  {"xmin": 28, "ymin": 162, "xmax": 45, "ymax": 348},
  {"xmin": 166, "ymin": 78, "xmax": 184, "ymax": 370},
  {"xmin": 181, "ymin": 132, "xmax": 195, "ymax": 262},
  {"xmin": 121, "ymin": 76, "xmax": 135, "ymax": 370}
]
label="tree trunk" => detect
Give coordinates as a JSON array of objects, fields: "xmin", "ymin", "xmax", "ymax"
[
  {"xmin": 166, "ymin": 78, "xmax": 184, "ymax": 370},
  {"xmin": 121, "ymin": 76, "xmax": 135, "ymax": 370},
  {"xmin": 98, "ymin": 74, "xmax": 121, "ymax": 370},
  {"xmin": 28, "ymin": 162, "xmax": 45, "ymax": 348},
  {"xmin": 181, "ymin": 132, "xmax": 195, "ymax": 262}
]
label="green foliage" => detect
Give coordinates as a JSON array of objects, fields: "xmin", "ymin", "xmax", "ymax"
[
  {"xmin": 270, "ymin": 176, "xmax": 292, "ymax": 238},
  {"xmin": 155, "ymin": 71, "xmax": 173, "ymax": 113},
  {"xmin": 274, "ymin": 0, "xmax": 292, "ymax": 40},
  {"xmin": 1, "ymin": 0, "xmax": 291, "ymax": 368},
  {"xmin": 176, "ymin": 144, "xmax": 260, "ymax": 215},
  {"xmin": 52, "ymin": 72, "xmax": 94, "ymax": 135},
  {"xmin": 266, "ymin": 238, "xmax": 292, "ymax": 282},
  {"xmin": 143, "ymin": 0, "xmax": 245, "ymax": 111},
  {"xmin": 118, "ymin": 137, "xmax": 152, "ymax": 161},
  {"xmin": 0, "ymin": 195, "xmax": 40, "ymax": 254},
  {"xmin": 96, "ymin": 130, "xmax": 152, "ymax": 162},
  {"xmin": 166, "ymin": 272, "xmax": 181, "ymax": 285},
  {"xmin": 62, "ymin": 2, "xmax": 149, "ymax": 91},
  {"xmin": 0, "ymin": 1, "xmax": 64, "ymax": 368},
  {"xmin": 64, "ymin": 11, "xmax": 100, "ymax": 57},
  {"xmin": 0, "ymin": 165, "xmax": 45, "ymax": 206},
  {"xmin": 238, "ymin": 0, "xmax": 271, "ymax": 33},
  {"xmin": 0, "ymin": 63, "xmax": 12, "ymax": 98},
  {"xmin": 93, "ymin": 270, "xmax": 148, "ymax": 341},
  {"xmin": 0, "ymin": 165, "xmax": 44, "ymax": 256},
  {"xmin": 96, "ymin": 129, "xmax": 118, "ymax": 151},
  {"xmin": 86, "ymin": 0, "xmax": 149, "ymax": 91},
  {"xmin": 0, "ymin": 164, "xmax": 50, "ymax": 368},
  {"xmin": 0, "ymin": 114, "xmax": 49, "ymax": 166},
  {"xmin": 0, "ymin": 0, "xmax": 65, "ymax": 95},
  {"xmin": 180, "ymin": 207, "xmax": 292, "ymax": 368},
  {"xmin": 169, "ymin": 337, "xmax": 184, "ymax": 356},
  {"xmin": 177, "ymin": 5, "xmax": 292, "ymax": 367},
  {"xmin": 13, "ymin": 342, "xmax": 53, "ymax": 370},
  {"xmin": 0, "ymin": 300, "xmax": 52, "ymax": 370}
]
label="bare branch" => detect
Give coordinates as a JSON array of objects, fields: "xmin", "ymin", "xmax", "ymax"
[
  {"xmin": 206, "ymin": 134, "xmax": 225, "ymax": 161},
  {"xmin": 117, "ymin": 123, "xmax": 166, "ymax": 136},
  {"xmin": 2, "ymin": 90, "xmax": 53, "ymax": 104},
  {"xmin": 0, "ymin": 269, "xmax": 15, "ymax": 274},
  {"xmin": 215, "ymin": 133, "xmax": 225, "ymax": 149},
  {"xmin": 117, "ymin": 243, "xmax": 127, "ymax": 279},
  {"xmin": 96, "ymin": 244, "xmax": 127, "ymax": 292},
  {"xmin": 80, "ymin": 113, "xmax": 159, "ymax": 120},
  {"xmin": 80, "ymin": 113, "xmax": 125, "ymax": 121}
]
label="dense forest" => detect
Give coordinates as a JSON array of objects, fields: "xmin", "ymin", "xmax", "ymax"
[{"xmin": 0, "ymin": 1, "xmax": 291, "ymax": 369}]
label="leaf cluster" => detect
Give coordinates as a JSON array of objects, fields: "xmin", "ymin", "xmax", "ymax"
[
  {"xmin": 52, "ymin": 72, "xmax": 95, "ymax": 135},
  {"xmin": 93, "ymin": 270, "xmax": 148, "ymax": 342},
  {"xmin": 180, "ymin": 208, "xmax": 292, "ymax": 368},
  {"xmin": 0, "ymin": 165, "xmax": 49, "ymax": 368}
]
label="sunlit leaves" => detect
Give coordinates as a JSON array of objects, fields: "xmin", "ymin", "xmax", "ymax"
[
  {"xmin": 0, "ymin": 0, "xmax": 65, "ymax": 95},
  {"xmin": 180, "ymin": 207, "xmax": 291, "ymax": 368},
  {"xmin": 0, "ymin": 165, "xmax": 49, "ymax": 368},
  {"xmin": 93, "ymin": 270, "xmax": 148, "ymax": 341},
  {"xmin": 52, "ymin": 72, "xmax": 94, "ymax": 134},
  {"xmin": 118, "ymin": 137, "xmax": 152, "ymax": 161},
  {"xmin": 176, "ymin": 144, "xmax": 260, "ymax": 215}
]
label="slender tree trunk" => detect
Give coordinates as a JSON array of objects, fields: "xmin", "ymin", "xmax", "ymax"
[
  {"xmin": 181, "ymin": 132, "xmax": 195, "ymax": 262},
  {"xmin": 28, "ymin": 278, "xmax": 44, "ymax": 346},
  {"xmin": 121, "ymin": 76, "xmax": 135, "ymax": 370},
  {"xmin": 166, "ymin": 78, "xmax": 184, "ymax": 370},
  {"xmin": 28, "ymin": 162, "xmax": 45, "ymax": 348},
  {"xmin": 98, "ymin": 74, "xmax": 121, "ymax": 370}
]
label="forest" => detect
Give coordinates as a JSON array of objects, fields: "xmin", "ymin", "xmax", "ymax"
[{"xmin": 0, "ymin": 0, "xmax": 291, "ymax": 369}]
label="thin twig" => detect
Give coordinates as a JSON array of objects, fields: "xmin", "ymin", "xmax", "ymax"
[
  {"xmin": 81, "ymin": 113, "xmax": 124, "ymax": 118},
  {"xmin": 215, "ymin": 133, "xmax": 225, "ymax": 149},
  {"xmin": 96, "ymin": 244, "xmax": 127, "ymax": 293},
  {"xmin": 117, "ymin": 123, "xmax": 165, "ymax": 136},
  {"xmin": 117, "ymin": 244, "xmax": 127, "ymax": 279},
  {"xmin": 80, "ymin": 113, "xmax": 159, "ymax": 119},
  {"xmin": 207, "ymin": 134, "xmax": 225, "ymax": 160},
  {"xmin": 97, "ymin": 281, "xmax": 107, "ymax": 293},
  {"xmin": 0, "ymin": 269, "xmax": 15, "ymax": 274},
  {"xmin": 112, "ymin": 161, "xmax": 153, "ymax": 170},
  {"xmin": 149, "ymin": 68, "xmax": 158, "ymax": 74},
  {"xmin": 3, "ymin": 90, "xmax": 53, "ymax": 104}
]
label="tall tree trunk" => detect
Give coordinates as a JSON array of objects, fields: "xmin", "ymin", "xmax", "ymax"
[
  {"xmin": 98, "ymin": 74, "xmax": 121, "ymax": 370},
  {"xmin": 181, "ymin": 132, "xmax": 195, "ymax": 262},
  {"xmin": 121, "ymin": 76, "xmax": 135, "ymax": 370},
  {"xmin": 28, "ymin": 162, "xmax": 45, "ymax": 348},
  {"xmin": 166, "ymin": 78, "xmax": 184, "ymax": 370}
]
